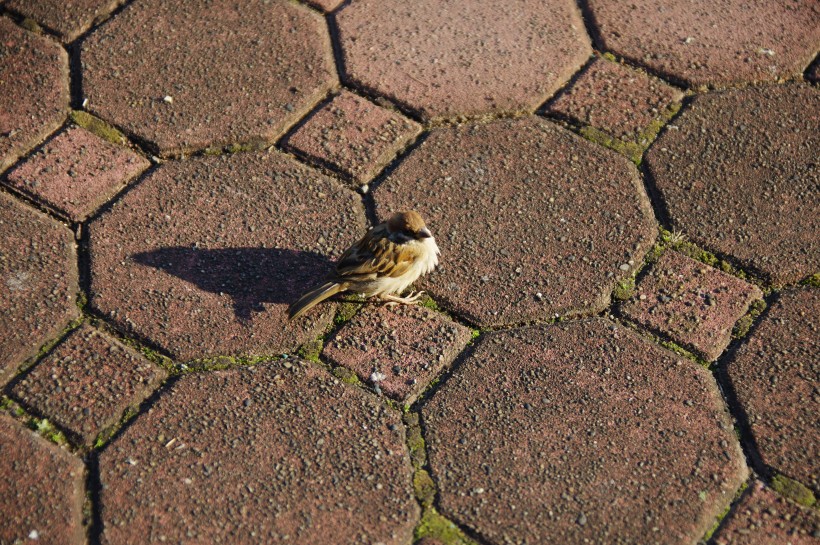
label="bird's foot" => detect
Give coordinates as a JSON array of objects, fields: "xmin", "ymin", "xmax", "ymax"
[{"xmin": 380, "ymin": 291, "xmax": 426, "ymax": 307}]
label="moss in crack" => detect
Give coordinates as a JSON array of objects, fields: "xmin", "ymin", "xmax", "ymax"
[
  {"xmin": 579, "ymin": 125, "xmax": 644, "ymax": 164},
  {"xmin": 802, "ymin": 273, "xmax": 820, "ymax": 288},
  {"xmin": 419, "ymin": 294, "xmax": 441, "ymax": 312},
  {"xmin": 333, "ymin": 299, "xmax": 361, "ymax": 327},
  {"xmin": 732, "ymin": 298, "xmax": 766, "ymax": 340},
  {"xmin": 297, "ymin": 335, "xmax": 324, "ymax": 364},
  {"xmin": 1, "ymin": 398, "xmax": 71, "ymax": 447},
  {"xmin": 612, "ymin": 275, "xmax": 635, "ymax": 301},
  {"xmin": 332, "ymin": 366, "xmax": 361, "ymax": 385},
  {"xmin": 20, "ymin": 18, "xmax": 43, "ymax": 34},
  {"xmin": 770, "ymin": 474, "xmax": 816, "ymax": 507},
  {"xmin": 413, "ymin": 469, "xmax": 436, "ymax": 509},
  {"xmin": 415, "ymin": 508, "xmax": 478, "ymax": 545},
  {"xmin": 93, "ymin": 406, "xmax": 140, "ymax": 449},
  {"xmin": 70, "ymin": 111, "xmax": 126, "ymax": 145},
  {"xmin": 702, "ymin": 480, "xmax": 749, "ymax": 541},
  {"xmin": 403, "ymin": 412, "xmax": 427, "ymax": 468}
]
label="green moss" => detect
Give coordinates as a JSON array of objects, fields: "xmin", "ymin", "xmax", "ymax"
[
  {"xmin": 70, "ymin": 111, "xmax": 126, "ymax": 145},
  {"xmin": 333, "ymin": 300, "xmax": 361, "ymax": 326},
  {"xmin": 26, "ymin": 416, "xmax": 69, "ymax": 446},
  {"xmin": 702, "ymin": 481, "xmax": 748, "ymax": 541},
  {"xmin": 332, "ymin": 366, "xmax": 361, "ymax": 385},
  {"xmin": 732, "ymin": 298, "xmax": 767, "ymax": 339},
  {"xmin": 770, "ymin": 474, "xmax": 816, "ymax": 507},
  {"xmin": 20, "ymin": 18, "xmax": 42, "ymax": 33},
  {"xmin": 419, "ymin": 294, "xmax": 441, "ymax": 312},
  {"xmin": 94, "ymin": 406, "xmax": 139, "ymax": 449},
  {"xmin": 601, "ymin": 52, "xmax": 617, "ymax": 62},
  {"xmin": 415, "ymin": 508, "xmax": 478, "ymax": 545},
  {"xmin": 802, "ymin": 273, "xmax": 820, "ymax": 288},
  {"xmin": 296, "ymin": 335, "xmax": 324, "ymax": 364},
  {"xmin": 413, "ymin": 469, "xmax": 437, "ymax": 509},
  {"xmin": 612, "ymin": 276, "xmax": 635, "ymax": 301},
  {"xmin": 579, "ymin": 126, "xmax": 644, "ymax": 164},
  {"xmin": 403, "ymin": 412, "xmax": 427, "ymax": 468}
]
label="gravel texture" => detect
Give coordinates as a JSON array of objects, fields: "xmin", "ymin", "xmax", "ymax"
[
  {"xmin": 99, "ymin": 360, "xmax": 418, "ymax": 544},
  {"xmin": 284, "ymin": 91, "xmax": 421, "ymax": 184},
  {"xmin": 87, "ymin": 150, "xmax": 366, "ymax": 362},
  {"xmin": 586, "ymin": 0, "xmax": 820, "ymax": 87},
  {"xmin": 5, "ymin": 125, "xmax": 149, "ymax": 221},
  {"xmin": 0, "ymin": 414, "xmax": 85, "ymax": 545},
  {"xmin": 422, "ymin": 319, "xmax": 748, "ymax": 544},
  {"xmin": 0, "ymin": 17, "xmax": 69, "ymax": 172},
  {"xmin": 546, "ymin": 57, "xmax": 683, "ymax": 140},
  {"xmin": 621, "ymin": 250, "xmax": 763, "ymax": 361},
  {"xmin": 5, "ymin": 0, "xmax": 123, "ymax": 41},
  {"xmin": 336, "ymin": 0, "xmax": 591, "ymax": 121},
  {"xmin": 0, "ymin": 191, "xmax": 78, "ymax": 386},
  {"xmin": 374, "ymin": 116, "xmax": 657, "ymax": 327},
  {"xmin": 12, "ymin": 324, "xmax": 167, "ymax": 446},
  {"xmin": 726, "ymin": 287, "xmax": 819, "ymax": 493},
  {"xmin": 81, "ymin": 0, "xmax": 336, "ymax": 155},
  {"xmin": 646, "ymin": 84, "xmax": 819, "ymax": 285},
  {"xmin": 323, "ymin": 304, "xmax": 472, "ymax": 404}
]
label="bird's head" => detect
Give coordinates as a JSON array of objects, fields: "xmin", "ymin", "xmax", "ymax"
[{"xmin": 386, "ymin": 210, "xmax": 433, "ymax": 242}]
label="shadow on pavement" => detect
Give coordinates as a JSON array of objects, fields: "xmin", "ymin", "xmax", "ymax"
[{"xmin": 132, "ymin": 247, "xmax": 333, "ymax": 321}]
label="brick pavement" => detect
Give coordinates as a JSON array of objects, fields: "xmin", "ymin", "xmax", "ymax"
[{"xmin": 1, "ymin": 3, "xmax": 817, "ymax": 544}]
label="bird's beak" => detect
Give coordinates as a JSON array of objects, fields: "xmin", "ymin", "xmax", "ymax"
[{"xmin": 418, "ymin": 227, "xmax": 432, "ymax": 239}]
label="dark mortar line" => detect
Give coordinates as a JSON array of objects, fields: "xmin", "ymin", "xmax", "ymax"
[
  {"xmin": 80, "ymin": 161, "xmax": 159, "ymax": 225},
  {"xmin": 66, "ymin": 41, "xmax": 85, "ymax": 110},
  {"xmin": 85, "ymin": 451, "xmax": 104, "ymax": 545},
  {"xmin": 702, "ymin": 478, "xmax": 755, "ymax": 544},
  {"xmin": 4, "ymin": 387, "xmax": 86, "ymax": 451},
  {"xmin": 66, "ymin": 0, "xmax": 140, "ymax": 47},
  {"xmin": 0, "ymin": 178, "xmax": 77, "ymax": 229},
  {"xmin": 535, "ymin": 52, "xmax": 598, "ymax": 114},
  {"xmin": 573, "ymin": 0, "xmax": 605, "ymax": 52},
  {"xmin": 0, "ymin": 394, "xmax": 82, "ymax": 453},
  {"xmin": 362, "ymin": 129, "xmax": 431, "ymax": 197},
  {"xmin": 610, "ymin": 313, "xmax": 710, "ymax": 368},
  {"xmin": 1, "ymin": 8, "xmax": 64, "ymax": 42},
  {"xmin": 408, "ymin": 337, "xmax": 481, "ymax": 415},
  {"xmin": 291, "ymin": 0, "xmax": 324, "ymax": 16},
  {"xmin": 83, "ymin": 310, "xmax": 177, "ymax": 369}
]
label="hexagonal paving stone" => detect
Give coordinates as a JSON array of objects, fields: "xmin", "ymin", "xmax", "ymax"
[
  {"xmin": 620, "ymin": 250, "xmax": 763, "ymax": 361},
  {"xmin": 4, "ymin": 0, "xmax": 122, "ymax": 42},
  {"xmin": 374, "ymin": 116, "xmax": 656, "ymax": 327},
  {"xmin": 323, "ymin": 304, "xmax": 472, "ymax": 404},
  {"xmin": 0, "ymin": 17, "xmax": 69, "ymax": 172},
  {"xmin": 0, "ymin": 415, "xmax": 84, "ymax": 545},
  {"xmin": 726, "ymin": 287, "xmax": 819, "ymax": 493},
  {"xmin": 11, "ymin": 324, "xmax": 167, "ymax": 446},
  {"xmin": 646, "ymin": 84, "xmax": 819, "ymax": 285},
  {"xmin": 546, "ymin": 57, "xmax": 683, "ymax": 141},
  {"xmin": 421, "ymin": 319, "xmax": 747, "ymax": 544},
  {"xmin": 713, "ymin": 481, "xmax": 819, "ymax": 545},
  {"xmin": 87, "ymin": 150, "xmax": 366, "ymax": 362},
  {"xmin": 98, "ymin": 360, "xmax": 418, "ymax": 544},
  {"xmin": 586, "ymin": 0, "xmax": 820, "ymax": 87},
  {"xmin": 81, "ymin": 0, "xmax": 336, "ymax": 155},
  {"xmin": 0, "ymin": 192, "xmax": 78, "ymax": 386},
  {"xmin": 335, "ymin": 0, "xmax": 591, "ymax": 121},
  {"xmin": 5, "ymin": 125, "xmax": 150, "ymax": 221},
  {"xmin": 283, "ymin": 91, "xmax": 421, "ymax": 185}
]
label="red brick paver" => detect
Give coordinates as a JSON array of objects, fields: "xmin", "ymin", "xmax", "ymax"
[
  {"xmin": 375, "ymin": 116, "xmax": 656, "ymax": 327},
  {"xmin": 0, "ymin": 415, "xmax": 85, "ymax": 545},
  {"xmin": 586, "ymin": 0, "xmax": 820, "ymax": 87},
  {"xmin": 336, "ymin": 0, "xmax": 591, "ymax": 121},
  {"xmin": 5, "ymin": 125, "xmax": 149, "ymax": 221},
  {"xmin": 5, "ymin": 0, "xmax": 122, "ymax": 42},
  {"xmin": 12, "ymin": 324, "xmax": 167, "ymax": 446},
  {"xmin": 87, "ymin": 151, "xmax": 365, "ymax": 362},
  {"xmin": 98, "ymin": 360, "xmax": 418, "ymax": 544},
  {"xmin": 81, "ymin": 0, "xmax": 336, "ymax": 155},
  {"xmin": 284, "ymin": 91, "xmax": 421, "ymax": 185},
  {"xmin": 422, "ymin": 319, "xmax": 747, "ymax": 544},
  {"xmin": 646, "ymin": 84, "xmax": 819, "ymax": 285},
  {"xmin": 621, "ymin": 250, "xmax": 763, "ymax": 361},
  {"xmin": 546, "ymin": 57, "xmax": 683, "ymax": 140},
  {"xmin": 713, "ymin": 481, "xmax": 819, "ymax": 545},
  {"xmin": 726, "ymin": 288, "xmax": 819, "ymax": 493},
  {"xmin": 0, "ymin": 192, "xmax": 78, "ymax": 386},
  {"xmin": 323, "ymin": 304, "xmax": 472, "ymax": 404},
  {"xmin": 0, "ymin": 17, "xmax": 68, "ymax": 172}
]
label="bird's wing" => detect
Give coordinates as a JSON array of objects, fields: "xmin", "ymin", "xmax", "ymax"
[{"xmin": 336, "ymin": 225, "xmax": 418, "ymax": 280}]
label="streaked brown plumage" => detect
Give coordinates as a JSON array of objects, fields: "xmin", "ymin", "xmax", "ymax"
[{"xmin": 288, "ymin": 211, "xmax": 439, "ymax": 320}]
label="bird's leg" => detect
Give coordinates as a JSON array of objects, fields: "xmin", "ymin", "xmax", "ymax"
[{"xmin": 380, "ymin": 291, "xmax": 426, "ymax": 306}]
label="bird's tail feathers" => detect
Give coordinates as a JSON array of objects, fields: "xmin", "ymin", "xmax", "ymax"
[{"xmin": 288, "ymin": 281, "xmax": 345, "ymax": 320}]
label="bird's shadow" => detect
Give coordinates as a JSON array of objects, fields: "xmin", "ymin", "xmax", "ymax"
[{"xmin": 131, "ymin": 247, "xmax": 334, "ymax": 321}]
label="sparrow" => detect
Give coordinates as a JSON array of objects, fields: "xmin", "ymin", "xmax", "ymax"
[{"xmin": 288, "ymin": 210, "xmax": 440, "ymax": 320}]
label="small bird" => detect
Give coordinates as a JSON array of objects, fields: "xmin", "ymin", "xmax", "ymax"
[{"xmin": 288, "ymin": 210, "xmax": 440, "ymax": 320}]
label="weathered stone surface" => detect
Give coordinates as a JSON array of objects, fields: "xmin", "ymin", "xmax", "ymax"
[
  {"xmin": 374, "ymin": 116, "xmax": 656, "ymax": 327},
  {"xmin": 586, "ymin": 0, "xmax": 820, "ymax": 87},
  {"xmin": 12, "ymin": 324, "xmax": 167, "ymax": 446},
  {"xmin": 0, "ymin": 415, "xmax": 84, "ymax": 545},
  {"xmin": 81, "ymin": 0, "xmax": 336, "ymax": 155},
  {"xmin": 0, "ymin": 17, "xmax": 69, "ymax": 172},
  {"xmin": 323, "ymin": 304, "xmax": 472, "ymax": 404},
  {"xmin": 646, "ymin": 84, "xmax": 819, "ymax": 285},
  {"xmin": 284, "ymin": 91, "xmax": 421, "ymax": 184},
  {"xmin": 87, "ymin": 150, "xmax": 365, "ymax": 362},
  {"xmin": 621, "ymin": 250, "xmax": 763, "ymax": 361},
  {"xmin": 99, "ymin": 360, "xmax": 418, "ymax": 544},
  {"xmin": 546, "ymin": 57, "xmax": 683, "ymax": 140},
  {"xmin": 304, "ymin": 0, "xmax": 344, "ymax": 13},
  {"xmin": 5, "ymin": 0, "xmax": 122, "ymax": 41},
  {"xmin": 726, "ymin": 288, "xmax": 819, "ymax": 492},
  {"xmin": 713, "ymin": 481, "xmax": 819, "ymax": 545},
  {"xmin": 5, "ymin": 125, "xmax": 149, "ymax": 221},
  {"xmin": 0, "ymin": 192, "xmax": 78, "ymax": 386},
  {"xmin": 422, "ymin": 319, "xmax": 747, "ymax": 544},
  {"xmin": 336, "ymin": 0, "xmax": 591, "ymax": 121}
]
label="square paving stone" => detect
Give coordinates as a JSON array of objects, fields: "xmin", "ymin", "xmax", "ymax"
[
  {"xmin": 621, "ymin": 250, "xmax": 763, "ymax": 361},
  {"xmin": 284, "ymin": 91, "xmax": 421, "ymax": 184},
  {"xmin": 12, "ymin": 324, "xmax": 167, "ymax": 446},
  {"xmin": 5, "ymin": 125, "xmax": 150, "ymax": 221},
  {"xmin": 546, "ymin": 57, "xmax": 683, "ymax": 141},
  {"xmin": 323, "ymin": 304, "xmax": 472, "ymax": 404}
]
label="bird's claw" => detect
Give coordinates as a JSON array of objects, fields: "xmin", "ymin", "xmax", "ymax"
[{"xmin": 380, "ymin": 291, "xmax": 426, "ymax": 306}]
